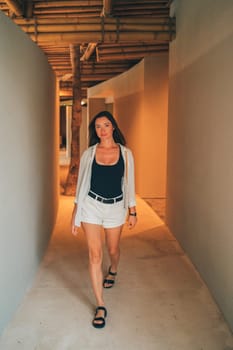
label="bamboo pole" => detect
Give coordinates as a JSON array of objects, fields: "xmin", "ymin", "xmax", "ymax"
[
  {"xmin": 20, "ymin": 23, "xmax": 174, "ymax": 33},
  {"xmin": 4, "ymin": 0, "xmax": 23, "ymax": 16},
  {"xmin": 34, "ymin": 1, "xmax": 102, "ymax": 8},
  {"xmin": 64, "ymin": 45, "xmax": 82, "ymax": 196},
  {"xmin": 15, "ymin": 17, "xmax": 174, "ymax": 25},
  {"xmin": 101, "ymin": 0, "xmax": 112, "ymax": 17},
  {"xmin": 33, "ymin": 0, "xmax": 167, "ymax": 6},
  {"xmin": 80, "ymin": 43, "xmax": 97, "ymax": 61},
  {"xmin": 33, "ymin": 8, "xmax": 102, "ymax": 15},
  {"xmin": 14, "ymin": 15, "xmax": 175, "ymax": 44},
  {"xmin": 57, "ymin": 64, "xmax": 133, "ymax": 75},
  {"xmin": 29, "ymin": 31, "xmax": 174, "ymax": 44},
  {"xmin": 97, "ymin": 43, "xmax": 168, "ymax": 54},
  {"xmin": 97, "ymin": 49, "xmax": 168, "ymax": 61},
  {"xmin": 57, "ymin": 71, "xmax": 118, "ymax": 81}
]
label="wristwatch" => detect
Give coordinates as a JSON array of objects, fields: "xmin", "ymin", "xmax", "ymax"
[{"xmin": 129, "ymin": 212, "xmax": 137, "ymax": 216}]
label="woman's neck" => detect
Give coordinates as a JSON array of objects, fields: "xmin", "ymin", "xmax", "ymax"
[{"xmin": 98, "ymin": 139, "xmax": 117, "ymax": 149}]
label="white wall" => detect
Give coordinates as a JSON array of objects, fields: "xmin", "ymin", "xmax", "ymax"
[
  {"xmin": 166, "ymin": 0, "xmax": 233, "ymax": 331},
  {"xmin": 0, "ymin": 12, "xmax": 59, "ymax": 334}
]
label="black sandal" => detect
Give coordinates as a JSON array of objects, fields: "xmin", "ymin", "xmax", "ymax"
[
  {"xmin": 92, "ymin": 306, "xmax": 107, "ymax": 329},
  {"xmin": 103, "ymin": 266, "xmax": 117, "ymax": 289}
]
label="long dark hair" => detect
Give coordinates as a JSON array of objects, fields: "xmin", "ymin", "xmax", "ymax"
[{"xmin": 88, "ymin": 110, "xmax": 126, "ymax": 146}]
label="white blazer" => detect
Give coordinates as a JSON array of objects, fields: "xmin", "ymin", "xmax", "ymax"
[{"xmin": 74, "ymin": 143, "xmax": 136, "ymax": 227}]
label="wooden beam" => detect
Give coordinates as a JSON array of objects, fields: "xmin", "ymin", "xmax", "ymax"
[
  {"xmin": 56, "ymin": 62, "xmax": 135, "ymax": 77},
  {"xmin": 15, "ymin": 17, "xmax": 175, "ymax": 43},
  {"xmin": 25, "ymin": 0, "xmax": 33, "ymax": 18},
  {"xmin": 80, "ymin": 43, "xmax": 97, "ymax": 61},
  {"xmin": 167, "ymin": 0, "xmax": 174, "ymax": 6},
  {"xmin": 4, "ymin": 0, "xmax": 23, "ymax": 16},
  {"xmin": 96, "ymin": 43, "xmax": 168, "ymax": 61},
  {"xmin": 15, "ymin": 17, "xmax": 171, "ymax": 25},
  {"xmin": 101, "ymin": 0, "xmax": 112, "ymax": 17},
  {"xmin": 59, "ymin": 90, "xmax": 72, "ymax": 97},
  {"xmin": 29, "ymin": 31, "xmax": 174, "ymax": 44},
  {"xmin": 21, "ymin": 22, "xmax": 174, "ymax": 33},
  {"xmin": 34, "ymin": 1, "xmax": 102, "ymax": 9},
  {"xmin": 57, "ymin": 71, "xmax": 121, "ymax": 81}
]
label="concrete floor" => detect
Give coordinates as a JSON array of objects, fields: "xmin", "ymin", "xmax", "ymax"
[{"xmin": 0, "ymin": 195, "xmax": 233, "ymax": 350}]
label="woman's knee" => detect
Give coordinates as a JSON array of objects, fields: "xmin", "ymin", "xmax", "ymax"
[
  {"xmin": 108, "ymin": 247, "xmax": 120, "ymax": 258},
  {"xmin": 89, "ymin": 250, "xmax": 103, "ymax": 265}
]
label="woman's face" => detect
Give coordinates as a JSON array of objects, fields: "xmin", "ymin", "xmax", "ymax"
[{"xmin": 95, "ymin": 117, "xmax": 114, "ymax": 140}]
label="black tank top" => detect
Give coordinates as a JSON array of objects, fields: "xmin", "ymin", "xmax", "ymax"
[{"xmin": 90, "ymin": 149, "xmax": 124, "ymax": 198}]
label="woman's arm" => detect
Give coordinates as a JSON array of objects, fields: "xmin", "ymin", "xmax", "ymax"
[
  {"xmin": 127, "ymin": 149, "xmax": 136, "ymax": 207},
  {"xmin": 74, "ymin": 148, "xmax": 90, "ymax": 204},
  {"xmin": 72, "ymin": 148, "xmax": 90, "ymax": 235},
  {"xmin": 126, "ymin": 149, "xmax": 137, "ymax": 228},
  {"xmin": 71, "ymin": 203, "xmax": 79, "ymax": 236},
  {"xmin": 127, "ymin": 205, "xmax": 137, "ymax": 229}
]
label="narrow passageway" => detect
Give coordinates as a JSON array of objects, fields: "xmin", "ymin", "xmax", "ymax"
[{"xmin": 0, "ymin": 195, "xmax": 232, "ymax": 349}]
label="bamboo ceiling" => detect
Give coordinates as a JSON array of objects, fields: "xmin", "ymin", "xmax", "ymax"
[{"xmin": 0, "ymin": 0, "xmax": 175, "ymax": 101}]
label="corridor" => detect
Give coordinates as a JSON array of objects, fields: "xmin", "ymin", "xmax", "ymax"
[{"xmin": 0, "ymin": 195, "xmax": 232, "ymax": 350}]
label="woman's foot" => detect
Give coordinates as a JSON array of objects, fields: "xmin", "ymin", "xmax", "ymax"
[
  {"xmin": 103, "ymin": 266, "xmax": 117, "ymax": 288},
  {"xmin": 92, "ymin": 306, "xmax": 107, "ymax": 329}
]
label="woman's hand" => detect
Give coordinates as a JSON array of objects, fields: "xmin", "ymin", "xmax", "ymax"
[
  {"xmin": 71, "ymin": 203, "xmax": 78, "ymax": 236},
  {"xmin": 72, "ymin": 224, "xmax": 79, "ymax": 236},
  {"xmin": 128, "ymin": 215, "xmax": 137, "ymax": 229}
]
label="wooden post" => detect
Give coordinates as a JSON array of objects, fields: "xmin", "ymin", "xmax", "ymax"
[{"xmin": 64, "ymin": 44, "xmax": 82, "ymax": 196}]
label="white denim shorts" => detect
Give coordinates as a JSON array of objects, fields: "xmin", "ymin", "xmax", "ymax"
[{"xmin": 80, "ymin": 194, "xmax": 126, "ymax": 228}]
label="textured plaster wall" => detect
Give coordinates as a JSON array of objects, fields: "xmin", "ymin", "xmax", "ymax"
[
  {"xmin": 141, "ymin": 55, "xmax": 168, "ymax": 197},
  {"xmin": 166, "ymin": 0, "xmax": 233, "ymax": 331},
  {"xmin": 0, "ymin": 12, "xmax": 59, "ymax": 334}
]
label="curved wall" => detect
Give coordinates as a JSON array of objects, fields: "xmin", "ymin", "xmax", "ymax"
[
  {"xmin": 88, "ymin": 56, "xmax": 168, "ymax": 198},
  {"xmin": 167, "ymin": 0, "xmax": 233, "ymax": 331},
  {"xmin": 0, "ymin": 12, "xmax": 59, "ymax": 334}
]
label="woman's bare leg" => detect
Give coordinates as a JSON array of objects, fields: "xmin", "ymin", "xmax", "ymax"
[
  {"xmin": 104, "ymin": 225, "xmax": 123, "ymax": 287},
  {"xmin": 82, "ymin": 222, "xmax": 105, "ymax": 322}
]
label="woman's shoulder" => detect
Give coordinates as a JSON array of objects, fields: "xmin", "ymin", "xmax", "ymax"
[
  {"xmin": 119, "ymin": 144, "xmax": 132, "ymax": 154},
  {"xmin": 84, "ymin": 144, "xmax": 96, "ymax": 153},
  {"xmin": 119, "ymin": 144, "xmax": 134, "ymax": 161},
  {"xmin": 81, "ymin": 144, "xmax": 98, "ymax": 158}
]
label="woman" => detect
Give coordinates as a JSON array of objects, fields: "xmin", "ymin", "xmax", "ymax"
[{"xmin": 71, "ymin": 110, "xmax": 137, "ymax": 329}]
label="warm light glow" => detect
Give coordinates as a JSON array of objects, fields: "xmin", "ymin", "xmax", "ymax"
[
  {"xmin": 59, "ymin": 90, "xmax": 72, "ymax": 97},
  {"xmin": 81, "ymin": 99, "xmax": 87, "ymax": 106}
]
